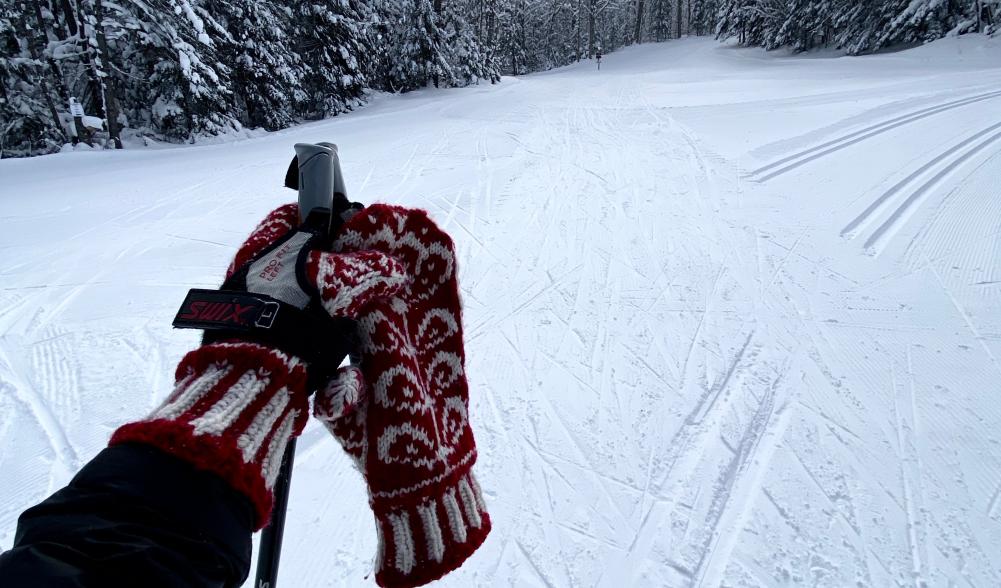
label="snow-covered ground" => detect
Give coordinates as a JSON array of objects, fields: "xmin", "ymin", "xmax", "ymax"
[{"xmin": 2, "ymin": 35, "xmax": 1001, "ymax": 586}]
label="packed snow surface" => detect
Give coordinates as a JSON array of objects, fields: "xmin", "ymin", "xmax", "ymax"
[{"xmin": 2, "ymin": 36, "xmax": 1001, "ymax": 586}]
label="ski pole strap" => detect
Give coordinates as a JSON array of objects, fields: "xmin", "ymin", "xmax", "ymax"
[
  {"xmin": 174, "ymin": 289, "xmax": 284, "ymax": 331},
  {"xmin": 173, "ymin": 288, "xmax": 356, "ymax": 377}
]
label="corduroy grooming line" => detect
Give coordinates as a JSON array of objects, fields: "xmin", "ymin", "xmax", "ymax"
[{"xmin": 315, "ymin": 204, "xmax": 491, "ymax": 588}]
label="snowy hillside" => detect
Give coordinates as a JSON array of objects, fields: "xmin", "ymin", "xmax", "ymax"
[{"xmin": 2, "ymin": 36, "xmax": 1001, "ymax": 586}]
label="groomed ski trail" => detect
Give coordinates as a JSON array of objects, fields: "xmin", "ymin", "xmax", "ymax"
[{"xmin": 2, "ymin": 36, "xmax": 1000, "ymax": 586}]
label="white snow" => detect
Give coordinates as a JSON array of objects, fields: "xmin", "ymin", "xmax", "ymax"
[{"xmin": 2, "ymin": 35, "xmax": 1001, "ymax": 586}]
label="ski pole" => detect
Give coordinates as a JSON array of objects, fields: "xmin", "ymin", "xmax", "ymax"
[
  {"xmin": 255, "ymin": 143, "xmax": 350, "ymax": 588},
  {"xmin": 255, "ymin": 437, "xmax": 296, "ymax": 588}
]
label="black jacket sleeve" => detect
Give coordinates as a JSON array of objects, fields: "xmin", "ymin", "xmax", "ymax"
[{"xmin": 0, "ymin": 443, "xmax": 255, "ymax": 588}]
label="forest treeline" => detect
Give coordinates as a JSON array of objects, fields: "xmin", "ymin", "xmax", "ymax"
[{"xmin": 2, "ymin": 0, "xmax": 997, "ymax": 157}]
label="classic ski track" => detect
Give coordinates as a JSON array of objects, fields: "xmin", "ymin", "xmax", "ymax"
[
  {"xmin": 705, "ymin": 111, "xmax": 918, "ymax": 582},
  {"xmin": 892, "ymin": 349, "xmax": 929, "ymax": 584},
  {"xmin": 515, "ymin": 540, "xmax": 559, "ymax": 588},
  {"xmin": 841, "ymin": 121, "xmax": 1001, "ymax": 239},
  {"xmin": 989, "ymin": 484, "xmax": 1001, "ymax": 520},
  {"xmin": 0, "ymin": 345, "xmax": 80, "ymax": 477},
  {"xmin": 692, "ymin": 365, "xmax": 793, "ymax": 587},
  {"xmin": 898, "ymin": 157, "xmax": 1001, "ymax": 280},
  {"xmin": 31, "ymin": 326, "xmax": 81, "ymax": 428},
  {"xmin": 686, "ymin": 331, "xmax": 756, "ymax": 425},
  {"xmin": 525, "ymin": 92, "xmax": 794, "ymax": 585},
  {"xmin": 763, "ymin": 284, "xmax": 896, "ymax": 583},
  {"xmin": 647, "ymin": 272, "xmax": 755, "ymax": 497},
  {"xmin": 747, "ymin": 89, "xmax": 1001, "ymax": 181},
  {"xmin": 860, "ymin": 123, "xmax": 1001, "ymax": 254},
  {"xmin": 630, "ymin": 108, "xmax": 814, "ymax": 586}
]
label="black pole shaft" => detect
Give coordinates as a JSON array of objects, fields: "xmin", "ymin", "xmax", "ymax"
[
  {"xmin": 255, "ymin": 144, "xmax": 348, "ymax": 587},
  {"xmin": 255, "ymin": 437, "xmax": 297, "ymax": 588}
]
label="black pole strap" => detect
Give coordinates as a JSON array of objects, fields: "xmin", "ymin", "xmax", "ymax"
[
  {"xmin": 173, "ymin": 289, "xmax": 282, "ymax": 331},
  {"xmin": 174, "ymin": 288, "xmax": 357, "ymax": 379}
]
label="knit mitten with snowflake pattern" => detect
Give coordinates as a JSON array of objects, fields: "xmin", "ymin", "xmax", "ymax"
[
  {"xmin": 313, "ymin": 205, "xmax": 491, "ymax": 588},
  {"xmin": 111, "ymin": 204, "xmax": 408, "ymax": 529}
]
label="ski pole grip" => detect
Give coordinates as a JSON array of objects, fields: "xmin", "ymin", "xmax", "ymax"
[
  {"xmin": 291, "ymin": 142, "xmax": 352, "ymax": 240},
  {"xmin": 315, "ymin": 141, "xmax": 347, "ymax": 203},
  {"xmin": 294, "ymin": 143, "xmax": 335, "ymax": 234}
]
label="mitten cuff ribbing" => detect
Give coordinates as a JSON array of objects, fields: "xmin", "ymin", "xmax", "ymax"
[
  {"xmin": 110, "ymin": 342, "xmax": 308, "ymax": 529},
  {"xmin": 373, "ymin": 466, "xmax": 491, "ymax": 588}
]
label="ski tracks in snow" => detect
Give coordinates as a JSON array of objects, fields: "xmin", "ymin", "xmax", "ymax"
[
  {"xmin": 842, "ymin": 120, "xmax": 1001, "ymax": 255},
  {"xmin": 444, "ymin": 86, "xmax": 802, "ymax": 586},
  {"xmin": 4, "ymin": 38, "xmax": 1001, "ymax": 586},
  {"xmin": 701, "ymin": 60, "xmax": 1001, "ymax": 585},
  {"xmin": 476, "ymin": 84, "xmax": 834, "ymax": 586},
  {"xmin": 746, "ymin": 88, "xmax": 1001, "ymax": 182}
]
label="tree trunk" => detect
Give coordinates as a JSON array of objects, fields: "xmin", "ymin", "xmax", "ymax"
[
  {"xmin": 634, "ymin": 0, "xmax": 644, "ymax": 43},
  {"xmin": 686, "ymin": 0, "xmax": 691, "ymax": 35},
  {"xmin": 587, "ymin": 0, "xmax": 595, "ymax": 57},
  {"xmin": 675, "ymin": 0, "xmax": 682, "ymax": 38},
  {"xmin": 29, "ymin": 0, "xmax": 71, "ymax": 103},
  {"xmin": 94, "ymin": 0, "xmax": 122, "ymax": 148},
  {"xmin": 50, "ymin": 0, "xmax": 70, "ymax": 40},
  {"xmin": 486, "ymin": 6, "xmax": 495, "ymax": 47},
  {"xmin": 519, "ymin": 11, "xmax": 527, "ymax": 71},
  {"xmin": 74, "ymin": 0, "xmax": 107, "ymax": 117},
  {"xmin": 61, "ymin": 0, "xmax": 78, "ymax": 35},
  {"xmin": 421, "ymin": 0, "xmax": 441, "ymax": 88},
  {"xmin": 574, "ymin": 1, "xmax": 581, "ymax": 61}
]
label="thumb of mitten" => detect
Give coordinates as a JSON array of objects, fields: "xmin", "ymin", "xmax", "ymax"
[
  {"xmin": 313, "ymin": 366, "xmax": 368, "ymax": 464},
  {"xmin": 307, "ymin": 250, "xmax": 408, "ymax": 319},
  {"xmin": 314, "ymin": 365, "xmax": 365, "ymax": 421}
]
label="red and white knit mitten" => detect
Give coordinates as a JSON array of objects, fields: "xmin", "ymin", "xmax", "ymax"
[
  {"xmin": 314, "ymin": 205, "xmax": 491, "ymax": 588},
  {"xmin": 111, "ymin": 342, "xmax": 308, "ymax": 527},
  {"xmin": 112, "ymin": 203, "xmax": 408, "ymax": 529},
  {"xmin": 225, "ymin": 203, "xmax": 408, "ymax": 327}
]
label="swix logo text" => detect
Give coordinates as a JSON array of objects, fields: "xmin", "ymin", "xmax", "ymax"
[{"xmin": 179, "ymin": 301, "xmax": 255, "ymax": 325}]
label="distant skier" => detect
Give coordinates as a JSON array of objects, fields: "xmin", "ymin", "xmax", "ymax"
[
  {"xmin": 596, "ymin": 48, "xmax": 602, "ymax": 70},
  {"xmin": 0, "ymin": 203, "xmax": 491, "ymax": 588}
]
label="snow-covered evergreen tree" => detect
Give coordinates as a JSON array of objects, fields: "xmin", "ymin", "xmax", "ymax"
[
  {"xmin": 495, "ymin": 0, "xmax": 531, "ymax": 74},
  {"xmin": 387, "ymin": 0, "xmax": 451, "ymax": 90},
  {"xmin": 3, "ymin": 0, "xmax": 996, "ymax": 157},
  {"xmin": 114, "ymin": 0, "xmax": 238, "ymax": 139},
  {"xmin": 880, "ymin": 0, "xmax": 971, "ymax": 45},
  {"xmin": 204, "ymin": 0, "xmax": 303, "ymax": 130},
  {"xmin": 690, "ymin": 0, "xmax": 719, "ymax": 35},
  {"xmin": 441, "ymin": 3, "xmax": 501, "ymax": 85},
  {"xmin": 649, "ymin": 0, "xmax": 675, "ymax": 41},
  {"xmin": 293, "ymin": 0, "xmax": 370, "ymax": 118},
  {"xmin": 1, "ymin": 3, "xmax": 64, "ymax": 157},
  {"xmin": 713, "ymin": 0, "xmax": 985, "ymax": 54}
]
